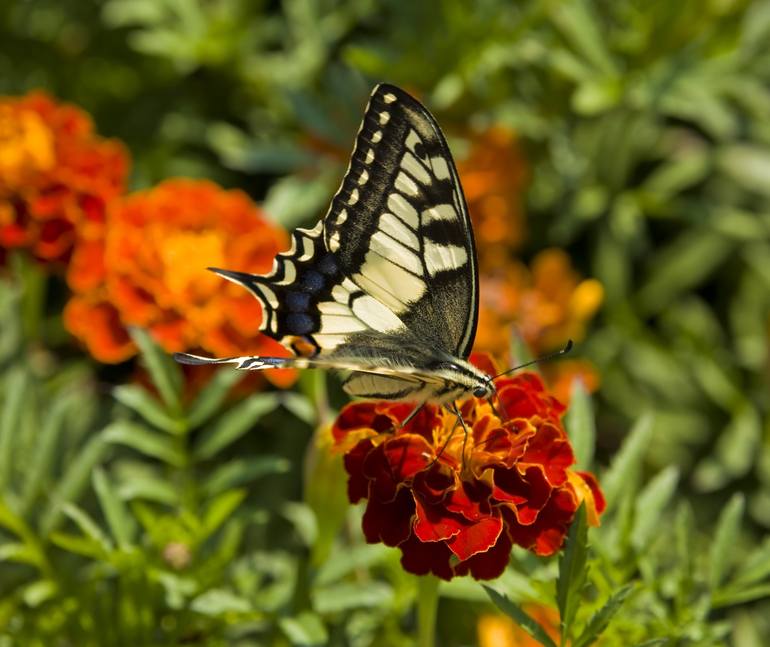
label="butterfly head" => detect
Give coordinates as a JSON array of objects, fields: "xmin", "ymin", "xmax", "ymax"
[{"xmin": 471, "ymin": 374, "xmax": 496, "ymax": 400}]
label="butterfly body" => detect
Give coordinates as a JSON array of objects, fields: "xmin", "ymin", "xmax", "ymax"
[{"xmin": 176, "ymin": 84, "xmax": 491, "ymax": 406}]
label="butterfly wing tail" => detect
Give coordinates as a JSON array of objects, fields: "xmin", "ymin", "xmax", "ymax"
[{"xmin": 173, "ymin": 352, "xmax": 307, "ymax": 371}]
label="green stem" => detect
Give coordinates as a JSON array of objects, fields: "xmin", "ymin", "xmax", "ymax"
[
  {"xmin": 11, "ymin": 251, "xmax": 46, "ymax": 344},
  {"xmin": 416, "ymin": 575, "xmax": 440, "ymax": 647}
]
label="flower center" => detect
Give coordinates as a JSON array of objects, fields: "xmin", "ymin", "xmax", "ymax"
[{"xmin": 160, "ymin": 230, "xmax": 226, "ymax": 301}]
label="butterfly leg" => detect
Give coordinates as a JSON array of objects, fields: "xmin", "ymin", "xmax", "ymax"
[
  {"xmin": 448, "ymin": 402, "xmax": 471, "ymax": 470},
  {"xmin": 398, "ymin": 402, "xmax": 426, "ymax": 430},
  {"xmin": 431, "ymin": 402, "xmax": 470, "ymax": 468},
  {"xmin": 488, "ymin": 396, "xmax": 507, "ymax": 422},
  {"xmin": 432, "ymin": 413, "xmax": 462, "ymax": 465}
]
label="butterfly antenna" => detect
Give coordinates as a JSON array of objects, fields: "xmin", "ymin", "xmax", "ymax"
[{"xmin": 491, "ymin": 339, "xmax": 574, "ymax": 381}]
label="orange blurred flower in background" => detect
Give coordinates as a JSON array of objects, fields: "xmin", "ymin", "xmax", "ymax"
[
  {"xmin": 476, "ymin": 249, "xmax": 604, "ymax": 359},
  {"xmin": 477, "ymin": 606, "xmax": 560, "ymax": 647},
  {"xmin": 457, "ymin": 125, "xmax": 603, "ymax": 396},
  {"xmin": 0, "ymin": 91, "xmax": 128, "ymax": 266},
  {"xmin": 457, "ymin": 126, "xmax": 528, "ymax": 268},
  {"xmin": 65, "ymin": 179, "xmax": 296, "ymax": 386}
]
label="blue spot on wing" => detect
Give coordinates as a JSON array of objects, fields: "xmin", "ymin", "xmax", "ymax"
[
  {"xmin": 301, "ymin": 270, "xmax": 325, "ymax": 293},
  {"xmin": 286, "ymin": 313, "xmax": 314, "ymax": 335},
  {"xmin": 286, "ymin": 291, "xmax": 311, "ymax": 313}
]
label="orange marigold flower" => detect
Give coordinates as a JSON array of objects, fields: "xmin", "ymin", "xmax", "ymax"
[
  {"xmin": 457, "ymin": 127, "xmax": 528, "ymax": 267},
  {"xmin": 65, "ymin": 179, "xmax": 296, "ymax": 387},
  {"xmin": 478, "ymin": 605, "xmax": 560, "ymax": 647},
  {"xmin": 476, "ymin": 248, "xmax": 604, "ymax": 357},
  {"xmin": 0, "ymin": 91, "xmax": 128, "ymax": 267},
  {"xmin": 332, "ymin": 354, "xmax": 605, "ymax": 581}
]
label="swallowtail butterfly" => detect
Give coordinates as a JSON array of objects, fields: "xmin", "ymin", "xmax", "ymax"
[{"xmin": 175, "ymin": 84, "xmax": 497, "ymax": 411}]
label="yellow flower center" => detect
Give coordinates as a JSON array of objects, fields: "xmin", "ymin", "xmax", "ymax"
[
  {"xmin": 160, "ymin": 230, "xmax": 226, "ymax": 301},
  {"xmin": 0, "ymin": 107, "xmax": 55, "ymax": 190}
]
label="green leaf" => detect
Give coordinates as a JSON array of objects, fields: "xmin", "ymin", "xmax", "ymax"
[
  {"xmin": 130, "ymin": 327, "xmax": 183, "ymax": 412},
  {"xmin": 185, "ymin": 367, "xmax": 242, "ymax": 428},
  {"xmin": 632, "ymin": 466, "xmax": 679, "ymax": 551},
  {"xmin": 279, "ymin": 612, "xmax": 329, "ymax": 647},
  {"xmin": 0, "ymin": 497, "xmax": 26, "ymax": 537},
  {"xmin": 557, "ymin": 504, "xmax": 589, "ymax": 641},
  {"xmin": 483, "ymin": 587, "xmax": 559, "ymax": 647},
  {"xmin": 637, "ymin": 230, "xmax": 733, "ymax": 315},
  {"xmin": 41, "ymin": 435, "xmax": 109, "ymax": 534},
  {"xmin": 19, "ymin": 392, "xmax": 70, "ymax": 514},
  {"xmin": 281, "ymin": 392, "xmax": 317, "ymax": 426},
  {"xmin": 92, "ymin": 467, "xmax": 135, "ymax": 548},
  {"xmin": 712, "ymin": 583, "xmax": 770, "ymax": 608},
  {"xmin": 60, "ymin": 503, "xmax": 112, "ymax": 553},
  {"xmin": 49, "ymin": 532, "xmax": 107, "ymax": 559},
  {"xmin": 549, "ymin": 0, "xmax": 616, "ymax": 76},
  {"xmin": 190, "ymin": 588, "xmax": 252, "ymax": 615},
  {"xmin": 314, "ymin": 544, "xmax": 390, "ymax": 586},
  {"xmin": 709, "ymin": 494, "xmax": 745, "ymax": 591},
  {"xmin": 731, "ymin": 537, "xmax": 770, "ymax": 587},
  {"xmin": 0, "ymin": 542, "xmax": 42, "ymax": 567},
  {"xmin": 713, "ymin": 405, "xmax": 761, "ymax": 478},
  {"xmin": 281, "ymin": 502, "xmax": 318, "ymax": 547},
  {"xmin": 22, "ymin": 580, "xmax": 58, "ymax": 608},
  {"xmin": 103, "ymin": 421, "xmax": 185, "ymax": 466},
  {"xmin": 201, "ymin": 455, "xmax": 290, "ymax": 497},
  {"xmin": 565, "ymin": 379, "xmax": 595, "ymax": 469},
  {"xmin": 114, "ymin": 461, "xmax": 180, "ymax": 505},
  {"xmin": 263, "ymin": 168, "xmax": 341, "ymax": 230},
  {"xmin": 602, "ymin": 414, "xmax": 653, "ymax": 507},
  {"xmin": 718, "ymin": 144, "xmax": 770, "ymax": 197},
  {"xmin": 0, "ymin": 367, "xmax": 28, "ymax": 491},
  {"xmin": 312, "ymin": 581, "xmax": 393, "ymax": 614},
  {"xmin": 113, "ymin": 385, "xmax": 184, "ymax": 434},
  {"xmin": 193, "ymin": 393, "xmax": 280, "ymax": 460},
  {"xmin": 573, "ymin": 584, "xmax": 633, "ymax": 647},
  {"xmin": 201, "ymin": 489, "xmax": 246, "ymax": 539}
]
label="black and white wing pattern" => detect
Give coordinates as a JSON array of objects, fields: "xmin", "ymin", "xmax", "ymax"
[{"xmin": 176, "ymin": 84, "xmax": 487, "ymax": 404}]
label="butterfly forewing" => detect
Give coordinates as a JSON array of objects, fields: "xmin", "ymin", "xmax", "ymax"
[
  {"xmin": 323, "ymin": 84, "xmax": 479, "ymax": 358},
  {"xmin": 178, "ymin": 83, "xmax": 486, "ymax": 404}
]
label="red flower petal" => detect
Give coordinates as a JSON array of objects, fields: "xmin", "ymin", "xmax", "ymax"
[
  {"xmin": 343, "ymin": 439, "xmax": 375, "ymax": 503},
  {"xmin": 520, "ymin": 422, "xmax": 574, "ymax": 486},
  {"xmin": 577, "ymin": 470, "xmax": 606, "ymax": 515},
  {"xmin": 398, "ymin": 533, "xmax": 455, "ymax": 581},
  {"xmin": 446, "ymin": 514, "xmax": 503, "ymax": 561},
  {"xmin": 454, "ymin": 525, "xmax": 513, "ymax": 580},
  {"xmin": 364, "ymin": 435, "xmax": 432, "ymax": 503},
  {"xmin": 413, "ymin": 498, "xmax": 464, "ymax": 543},
  {"xmin": 492, "ymin": 464, "xmax": 551, "ymax": 525},
  {"xmin": 361, "ymin": 487, "xmax": 414, "ymax": 547}
]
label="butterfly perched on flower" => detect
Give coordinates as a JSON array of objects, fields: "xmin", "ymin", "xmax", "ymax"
[{"xmin": 175, "ymin": 84, "xmax": 506, "ymax": 415}]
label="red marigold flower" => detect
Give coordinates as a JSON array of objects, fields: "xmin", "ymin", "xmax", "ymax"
[
  {"xmin": 0, "ymin": 91, "xmax": 128, "ymax": 267},
  {"xmin": 64, "ymin": 178, "xmax": 296, "ymax": 387},
  {"xmin": 332, "ymin": 355, "xmax": 605, "ymax": 581}
]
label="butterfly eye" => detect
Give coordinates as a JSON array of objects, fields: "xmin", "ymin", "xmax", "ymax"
[{"xmin": 473, "ymin": 386, "xmax": 488, "ymax": 399}]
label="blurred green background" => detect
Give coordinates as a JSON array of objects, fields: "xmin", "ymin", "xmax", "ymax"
[{"xmin": 2, "ymin": 1, "xmax": 770, "ymax": 645}]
